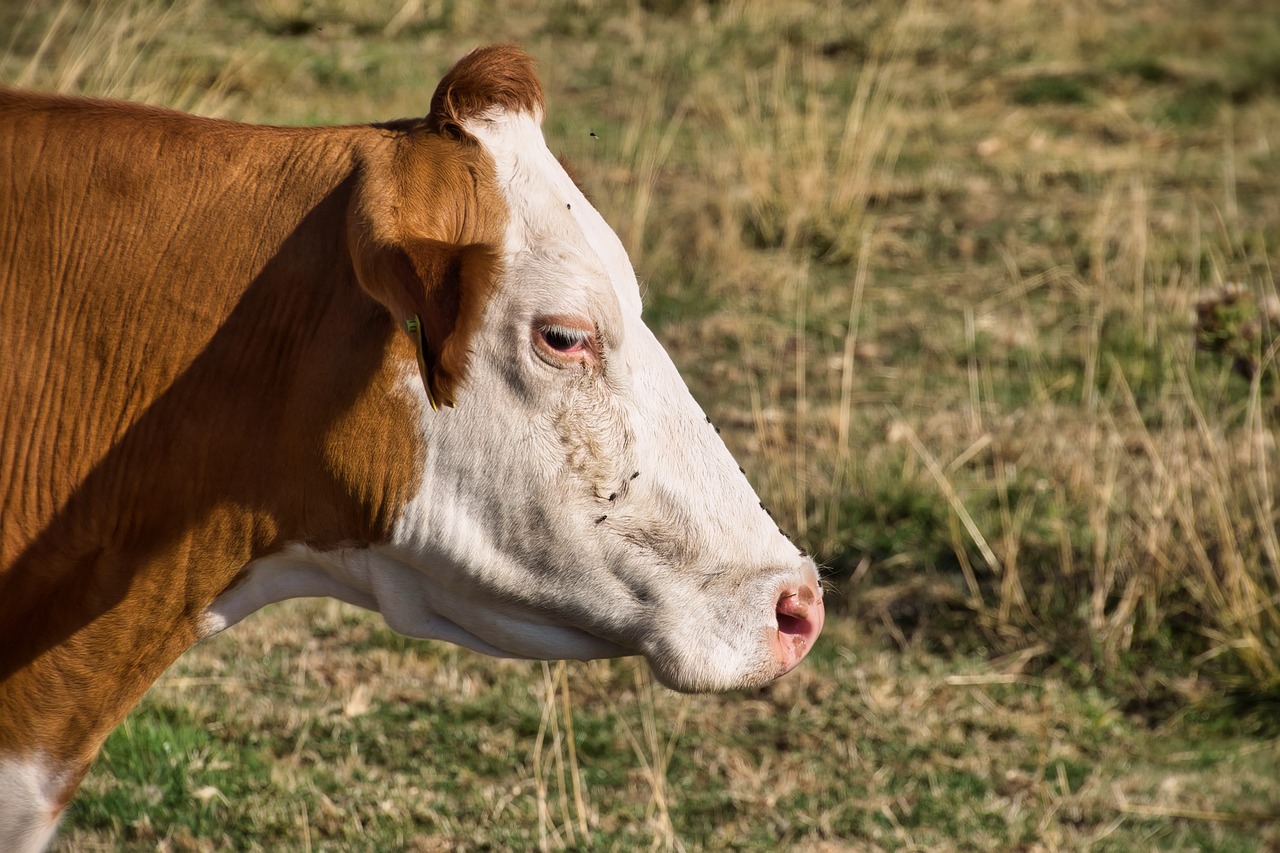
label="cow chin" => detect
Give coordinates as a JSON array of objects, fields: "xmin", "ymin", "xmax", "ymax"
[
  {"xmin": 355, "ymin": 548, "xmax": 798, "ymax": 686},
  {"xmin": 402, "ymin": 611, "xmax": 785, "ymax": 695},
  {"xmin": 633, "ymin": 626, "xmax": 784, "ymax": 694},
  {"xmin": 380, "ymin": 605, "xmax": 635, "ymax": 664},
  {"xmin": 384, "ymin": 602, "xmax": 780, "ymax": 694},
  {"xmin": 644, "ymin": 653, "xmax": 780, "ymax": 695}
]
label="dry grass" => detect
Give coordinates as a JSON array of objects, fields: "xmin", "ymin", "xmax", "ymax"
[{"xmin": 1, "ymin": 0, "xmax": 249, "ymax": 114}]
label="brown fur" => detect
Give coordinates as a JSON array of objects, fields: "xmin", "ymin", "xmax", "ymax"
[
  {"xmin": 0, "ymin": 45, "xmax": 531, "ymax": 805},
  {"xmin": 429, "ymin": 43, "xmax": 545, "ymax": 139}
]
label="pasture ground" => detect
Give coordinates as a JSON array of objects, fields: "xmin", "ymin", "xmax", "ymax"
[
  {"xmin": 55, "ymin": 605, "xmax": 1280, "ymax": 851},
  {"xmin": 4, "ymin": 0, "xmax": 1280, "ymax": 849}
]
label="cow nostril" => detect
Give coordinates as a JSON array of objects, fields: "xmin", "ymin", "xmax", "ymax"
[
  {"xmin": 777, "ymin": 609, "xmax": 809, "ymax": 637},
  {"xmin": 773, "ymin": 581, "xmax": 824, "ymax": 674},
  {"xmin": 775, "ymin": 587, "xmax": 815, "ymax": 636}
]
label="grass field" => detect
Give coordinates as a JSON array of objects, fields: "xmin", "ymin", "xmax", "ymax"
[{"xmin": 5, "ymin": 0, "xmax": 1280, "ymax": 849}]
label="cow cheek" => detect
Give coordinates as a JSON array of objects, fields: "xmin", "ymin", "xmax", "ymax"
[{"xmin": 551, "ymin": 376, "xmax": 633, "ymax": 498}]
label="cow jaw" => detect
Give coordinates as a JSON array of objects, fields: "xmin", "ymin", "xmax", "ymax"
[{"xmin": 202, "ymin": 542, "xmax": 632, "ymax": 661}]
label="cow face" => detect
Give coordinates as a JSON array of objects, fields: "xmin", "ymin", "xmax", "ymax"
[{"xmin": 354, "ymin": 46, "xmax": 823, "ymax": 692}]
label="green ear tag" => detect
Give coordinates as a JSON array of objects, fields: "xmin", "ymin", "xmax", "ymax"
[{"xmin": 405, "ymin": 315, "xmax": 439, "ymax": 411}]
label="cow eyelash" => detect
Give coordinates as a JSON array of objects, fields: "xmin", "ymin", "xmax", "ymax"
[{"xmin": 538, "ymin": 323, "xmax": 591, "ymax": 354}]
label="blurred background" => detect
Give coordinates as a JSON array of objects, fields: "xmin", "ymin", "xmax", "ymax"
[{"xmin": 5, "ymin": 0, "xmax": 1280, "ymax": 849}]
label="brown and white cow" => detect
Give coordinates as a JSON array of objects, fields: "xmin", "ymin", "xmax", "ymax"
[{"xmin": 0, "ymin": 45, "xmax": 823, "ymax": 849}]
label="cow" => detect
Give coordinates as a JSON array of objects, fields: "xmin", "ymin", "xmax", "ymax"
[{"xmin": 0, "ymin": 45, "xmax": 824, "ymax": 850}]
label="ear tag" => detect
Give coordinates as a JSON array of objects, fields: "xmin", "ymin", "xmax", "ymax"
[{"xmin": 405, "ymin": 315, "xmax": 443, "ymax": 411}]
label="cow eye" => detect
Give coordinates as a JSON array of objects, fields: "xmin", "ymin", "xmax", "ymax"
[
  {"xmin": 532, "ymin": 318, "xmax": 598, "ymax": 368},
  {"xmin": 539, "ymin": 324, "xmax": 590, "ymax": 354}
]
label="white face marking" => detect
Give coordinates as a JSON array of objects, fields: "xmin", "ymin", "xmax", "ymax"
[{"xmin": 0, "ymin": 754, "xmax": 66, "ymax": 853}]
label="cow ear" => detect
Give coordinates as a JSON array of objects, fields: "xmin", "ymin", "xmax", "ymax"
[
  {"xmin": 428, "ymin": 44, "xmax": 545, "ymax": 139},
  {"xmin": 351, "ymin": 233, "xmax": 499, "ymax": 409},
  {"xmin": 347, "ymin": 44, "xmax": 534, "ymax": 406}
]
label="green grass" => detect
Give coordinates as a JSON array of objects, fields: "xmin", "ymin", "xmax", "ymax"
[
  {"xmin": 6, "ymin": 0, "xmax": 1280, "ymax": 848},
  {"xmin": 1012, "ymin": 74, "xmax": 1094, "ymax": 106},
  {"xmin": 53, "ymin": 607, "xmax": 1280, "ymax": 850},
  {"xmin": 73, "ymin": 704, "xmax": 270, "ymax": 845}
]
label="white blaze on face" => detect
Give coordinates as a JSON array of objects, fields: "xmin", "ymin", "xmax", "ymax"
[{"xmin": 364, "ymin": 104, "xmax": 825, "ymax": 691}]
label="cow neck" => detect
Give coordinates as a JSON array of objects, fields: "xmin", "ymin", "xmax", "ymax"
[{"xmin": 0, "ymin": 101, "xmax": 422, "ymax": 790}]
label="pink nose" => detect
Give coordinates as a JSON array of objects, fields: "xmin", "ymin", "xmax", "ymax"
[{"xmin": 773, "ymin": 578, "xmax": 825, "ymax": 674}]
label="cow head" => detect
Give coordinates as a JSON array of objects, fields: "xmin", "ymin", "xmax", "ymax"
[{"xmin": 348, "ymin": 45, "xmax": 823, "ymax": 692}]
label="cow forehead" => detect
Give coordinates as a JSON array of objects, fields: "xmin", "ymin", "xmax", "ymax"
[{"xmin": 464, "ymin": 112, "xmax": 642, "ymax": 320}]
